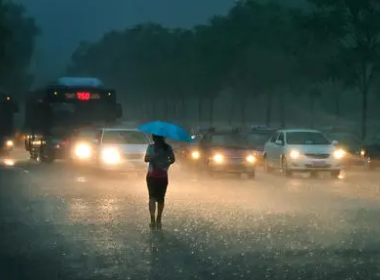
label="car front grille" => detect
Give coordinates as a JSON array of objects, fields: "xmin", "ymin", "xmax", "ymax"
[
  {"xmin": 305, "ymin": 153, "xmax": 330, "ymax": 159},
  {"xmin": 305, "ymin": 164, "xmax": 332, "ymax": 168}
]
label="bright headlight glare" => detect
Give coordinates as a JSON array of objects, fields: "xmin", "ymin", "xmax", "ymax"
[
  {"xmin": 191, "ymin": 151, "xmax": 200, "ymax": 159},
  {"xmin": 102, "ymin": 148, "xmax": 121, "ymax": 164},
  {"xmin": 360, "ymin": 150, "xmax": 365, "ymax": 156},
  {"xmin": 6, "ymin": 140, "xmax": 13, "ymax": 147},
  {"xmin": 333, "ymin": 149, "xmax": 345, "ymax": 159},
  {"xmin": 75, "ymin": 143, "xmax": 91, "ymax": 159},
  {"xmin": 246, "ymin": 155, "xmax": 255, "ymax": 163},
  {"xmin": 290, "ymin": 150, "xmax": 300, "ymax": 159},
  {"xmin": 213, "ymin": 154, "xmax": 223, "ymax": 163}
]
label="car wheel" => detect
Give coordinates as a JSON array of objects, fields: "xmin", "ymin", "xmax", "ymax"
[
  {"xmin": 247, "ymin": 171, "xmax": 255, "ymax": 179},
  {"xmin": 281, "ymin": 157, "xmax": 292, "ymax": 177},
  {"xmin": 40, "ymin": 146, "xmax": 54, "ymax": 163},
  {"xmin": 264, "ymin": 157, "xmax": 272, "ymax": 173},
  {"xmin": 310, "ymin": 171, "xmax": 318, "ymax": 178},
  {"xmin": 331, "ymin": 170, "xmax": 341, "ymax": 178}
]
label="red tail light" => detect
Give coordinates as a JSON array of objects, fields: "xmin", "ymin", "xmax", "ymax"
[{"xmin": 61, "ymin": 141, "xmax": 68, "ymax": 145}]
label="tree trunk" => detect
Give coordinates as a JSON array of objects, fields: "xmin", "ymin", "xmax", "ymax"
[
  {"xmin": 359, "ymin": 63, "xmax": 374, "ymax": 140},
  {"xmin": 265, "ymin": 92, "xmax": 272, "ymax": 126},
  {"xmin": 361, "ymin": 86, "xmax": 368, "ymax": 140},
  {"xmin": 164, "ymin": 98, "xmax": 169, "ymax": 121},
  {"xmin": 333, "ymin": 90, "xmax": 341, "ymax": 129},
  {"xmin": 180, "ymin": 99, "xmax": 186, "ymax": 123},
  {"xmin": 240, "ymin": 95, "xmax": 246, "ymax": 125},
  {"xmin": 279, "ymin": 91, "xmax": 286, "ymax": 128},
  {"xmin": 152, "ymin": 98, "xmax": 157, "ymax": 120},
  {"xmin": 229, "ymin": 93, "xmax": 234, "ymax": 125},
  {"xmin": 198, "ymin": 98, "xmax": 202, "ymax": 125},
  {"xmin": 170, "ymin": 99, "xmax": 176, "ymax": 120},
  {"xmin": 310, "ymin": 95, "xmax": 315, "ymax": 128},
  {"xmin": 208, "ymin": 98, "xmax": 214, "ymax": 125}
]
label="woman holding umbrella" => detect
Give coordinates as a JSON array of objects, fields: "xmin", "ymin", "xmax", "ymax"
[
  {"xmin": 144, "ymin": 135, "xmax": 175, "ymax": 230},
  {"xmin": 140, "ymin": 121, "xmax": 192, "ymax": 230}
]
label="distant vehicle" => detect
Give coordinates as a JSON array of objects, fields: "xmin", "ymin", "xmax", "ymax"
[
  {"xmin": 359, "ymin": 133, "xmax": 380, "ymax": 170},
  {"xmin": 0, "ymin": 93, "xmax": 18, "ymax": 156},
  {"xmin": 176, "ymin": 133, "xmax": 203, "ymax": 168},
  {"xmin": 179, "ymin": 126, "xmax": 214, "ymax": 165},
  {"xmin": 264, "ymin": 129, "xmax": 345, "ymax": 178},
  {"xmin": 70, "ymin": 127, "xmax": 150, "ymax": 172},
  {"xmin": 327, "ymin": 131, "xmax": 363, "ymax": 167},
  {"xmin": 24, "ymin": 77, "xmax": 123, "ymax": 162},
  {"xmin": 245, "ymin": 127, "xmax": 275, "ymax": 164},
  {"xmin": 193, "ymin": 129, "xmax": 257, "ymax": 178},
  {"xmin": 249, "ymin": 124, "xmax": 269, "ymax": 131}
]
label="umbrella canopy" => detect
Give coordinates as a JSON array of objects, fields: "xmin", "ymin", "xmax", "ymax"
[{"xmin": 138, "ymin": 121, "xmax": 192, "ymax": 142}]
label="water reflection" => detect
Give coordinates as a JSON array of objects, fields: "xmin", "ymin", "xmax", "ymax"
[
  {"xmin": 68, "ymin": 198, "xmax": 120, "ymax": 223},
  {"xmin": 2, "ymin": 158, "xmax": 15, "ymax": 166}
]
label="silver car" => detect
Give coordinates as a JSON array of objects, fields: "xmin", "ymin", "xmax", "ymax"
[{"xmin": 71, "ymin": 127, "xmax": 151, "ymax": 172}]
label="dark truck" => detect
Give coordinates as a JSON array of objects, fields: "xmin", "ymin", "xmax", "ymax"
[
  {"xmin": 0, "ymin": 93, "xmax": 18, "ymax": 156},
  {"xmin": 24, "ymin": 77, "xmax": 122, "ymax": 162}
]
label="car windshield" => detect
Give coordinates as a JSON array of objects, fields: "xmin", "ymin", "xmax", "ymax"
[
  {"xmin": 286, "ymin": 132, "xmax": 330, "ymax": 145},
  {"xmin": 209, "ymin": 134, "xmax": 247, "ymax": 146},
  {"xmin": 246, "ymin": 132, "xmax": 271, "ymax": 146},
  {"xmin": 102, "ymin": 130, "xmax": 148, "ymax": 144},
  {"xmin": 329, "ymin": 133, "xmax": 360, "ymax": 147}
]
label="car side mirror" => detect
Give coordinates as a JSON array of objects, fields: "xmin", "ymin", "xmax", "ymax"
[
  {"xmin": 332, "ymin": 140, "xmax": 338, "ymax": 145},
  {"xmin": 275, "ymin": 140, "xmax": 283, "ymax": 146}
]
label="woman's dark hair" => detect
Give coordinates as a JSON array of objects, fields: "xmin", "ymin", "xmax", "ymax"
[{"xmin": 152, "ymin": 134, "xmax": 169, "ymax": 151}]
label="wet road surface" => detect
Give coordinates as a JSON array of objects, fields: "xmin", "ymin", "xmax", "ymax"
[{"xmin": 2, "ymin": 149, "xmax": 380, "ymax": 279}]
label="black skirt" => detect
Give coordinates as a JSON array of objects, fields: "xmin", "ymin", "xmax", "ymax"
[{"xmin": 146, "ymin": 176, "xmax": 168, "ymax": 202}]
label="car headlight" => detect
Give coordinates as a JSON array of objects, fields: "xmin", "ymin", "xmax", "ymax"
[
  {"xmin": 246, "ymin": 155, "xmax": 256, "ymax": 163},
  {"xmin": 289, "ymin": 150, "xmax": 300, "ymax": 159},
  {"xmin": 191, "ymin": 151, "xmax": 200, "ymax": 159},
  {"xmin": 6, "ymin": 140, "xmax": 13, "ymax": 147},
  {"xmin": 213, "ymin": 154, "xmax": 224, "ymax": 163},
  {"xmin": 360, "ymin": 149, "xmax": 365, "ymax": 157},
  {"xmin": 333, "ymin": 149, "xmax": 345, "ymax": 159},
  {"xmin": 74, "ymin": 143, "xmax": 91, "ymax": 159},
  {"xmin": 102, "ymin": 148, "xmax": 121, "ymax": 164}
]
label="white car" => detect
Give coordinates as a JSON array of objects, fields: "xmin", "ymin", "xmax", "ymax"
[
  {"xmin": 263, "ymin": 129, "xmax": 345, "ymax": 177},
  {"xmin": 70, "ymin": 127, "xmax": 151, "ymax": 172}
]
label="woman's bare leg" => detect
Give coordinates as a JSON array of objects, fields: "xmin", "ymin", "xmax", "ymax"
[{"xmin": 149, "ymin": 199, "xmax": 156, "ymax": 225}]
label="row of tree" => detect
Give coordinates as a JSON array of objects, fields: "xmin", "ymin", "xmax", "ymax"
[
  {"xmin": 68, "ymin": 0, "xmax": 380, "ymax": 139},
  {"xmin": 0, "ymin": 0, "xmax": 39, "ymax": 95}
]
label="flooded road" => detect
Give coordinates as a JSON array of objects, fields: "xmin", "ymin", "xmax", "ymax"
[{"xmin": 1, "ymin": 149, "xmax": 380, "ymax": 279}]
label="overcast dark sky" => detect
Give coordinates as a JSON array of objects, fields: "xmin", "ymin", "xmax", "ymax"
[{"xmin": 16, "ymin": 0, "xmax": 237, "ymax": 84}]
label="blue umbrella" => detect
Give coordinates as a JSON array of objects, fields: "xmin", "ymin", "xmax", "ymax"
[{"xmin": 138, "ymin": 121, "xmax": 192, "ymax": 142}]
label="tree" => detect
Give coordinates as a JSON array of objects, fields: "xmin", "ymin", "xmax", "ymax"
[
  {"xmin": 0, "ymin": 1, "xmax": 39, "ymax": 94},
  {"xmin": 71, "ymin": 0, "xmax": 364, "ymax": 127},
  {"xmin": 304, "ymin": 0, "xmax": 380, "ymax": 139},
  {"xmin": 225, "ymin": 0, "xmax": 300, "ymax": 126}
]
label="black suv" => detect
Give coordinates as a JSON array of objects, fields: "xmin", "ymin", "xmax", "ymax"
[{"xmin": 196, "ymin": 129, "xmax": 257, "ymax": 178}]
